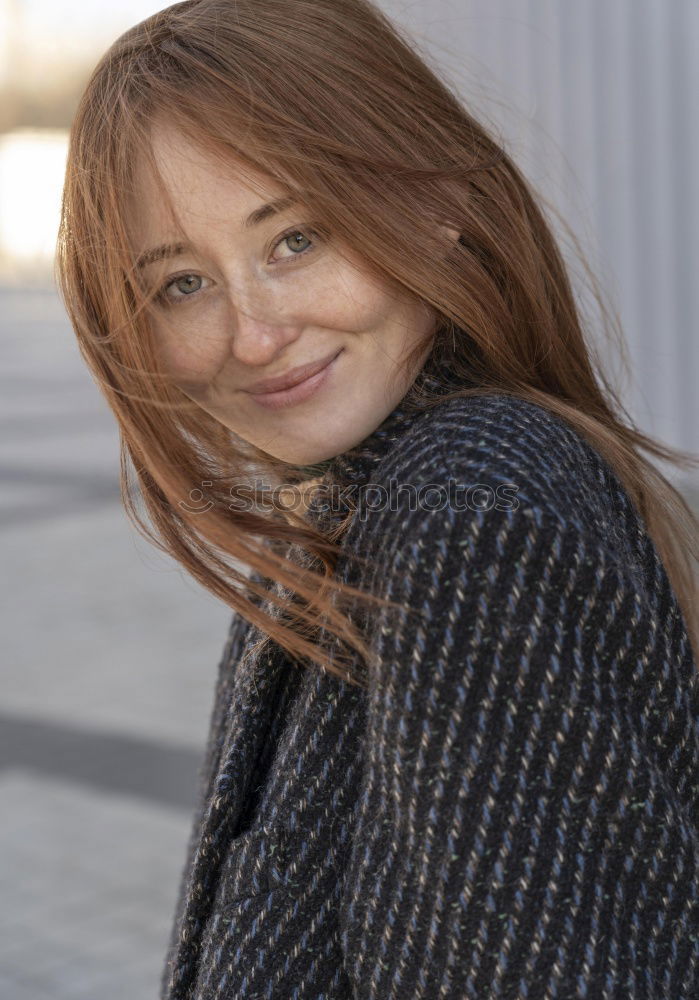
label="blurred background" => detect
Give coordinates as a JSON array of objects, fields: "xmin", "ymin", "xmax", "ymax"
[{"xmin": 1, "ymin": 1, "xmax": 697, "ymax": 998}]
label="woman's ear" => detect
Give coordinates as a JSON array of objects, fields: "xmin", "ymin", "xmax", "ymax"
[{"xmin": 439, "ymin": 223, "xmax": 462, "ymax": 243}]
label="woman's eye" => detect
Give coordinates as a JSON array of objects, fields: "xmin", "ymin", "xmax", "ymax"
[
  {"xmin": 173, "ymin": 274, "xmax": 202, "ymax": 295},
  {"xmin": 156, "ymin": 228, "xmax": 319, "ymax": 306},
  {"xmin": 159, "ymin": 273, "xmax": 207, "ymax": 305},
  {"xmin": 271, "ymin": 228, "xmax": 317, "ymax": 261}
]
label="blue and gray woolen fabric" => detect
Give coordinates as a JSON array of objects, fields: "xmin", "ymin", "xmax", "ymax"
[{"xmin": 160, "ymin": 389, "xmax": 699, "ymax": 999}]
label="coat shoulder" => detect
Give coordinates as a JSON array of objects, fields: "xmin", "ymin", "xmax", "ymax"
[{"xmin": 373, "ymin": 392, "xmax": 627, "ymax": 542}]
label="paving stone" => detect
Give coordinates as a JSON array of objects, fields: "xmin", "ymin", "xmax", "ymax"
[{"xmin": 0, "ymin": 770, "xmax": 192, "ymax": 1000}]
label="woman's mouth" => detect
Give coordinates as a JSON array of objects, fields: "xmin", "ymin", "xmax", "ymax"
[{"xmin": 246, "ymin": 348, "xmax": 343, "ymax": 410}]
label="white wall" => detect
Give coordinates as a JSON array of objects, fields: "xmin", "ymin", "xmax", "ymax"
[{"xmin": 382, "ymin": 0, "xmax": 699, "ymax": 489}]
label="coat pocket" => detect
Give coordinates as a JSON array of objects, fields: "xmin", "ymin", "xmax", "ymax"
[{"xmin": 217, "ymin": 821, "xmax": 291, "ymax": 904}]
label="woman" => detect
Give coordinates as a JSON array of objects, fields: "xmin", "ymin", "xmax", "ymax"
[{"xmin": 57, "ymin": 1, "xmax": 699, "ymax": 997}]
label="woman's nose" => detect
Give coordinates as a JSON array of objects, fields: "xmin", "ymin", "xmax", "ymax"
[{"xmin": 226, "ymin": 307, "xmax": 303, "ymax": 368}]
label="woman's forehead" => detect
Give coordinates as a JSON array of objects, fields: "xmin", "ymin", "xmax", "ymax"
[
  {"xmin": 127, "ymin": 127, "xmax": 299, "ymax": 246},
  {"xmin": 143, "ymin": 122, "xmax": 291, "ymax": 204},
  {"xmin": 126, "ymin": 136, "xmax": 314, "ymax": 270}
]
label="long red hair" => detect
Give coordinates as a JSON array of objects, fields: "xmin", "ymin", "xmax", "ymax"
[{"xmin": 56, "ymin": 0, "xmax": 699, "ymax": 686}]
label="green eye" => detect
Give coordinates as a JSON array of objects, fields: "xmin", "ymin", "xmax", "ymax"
[
  {"xmin": 272, "ymin": 227, "xmax": 319, "ymax": 261},
  {"xmin": 172, "ymin": 275, "xmax": 202, "ymax": 295},
  {"xmin": 283, "ymin": 231, "xmax": 311, "ymax": 253},
  {"xmin": 158, "ymin": 273, "xmax": 209, "ymax": 306}
]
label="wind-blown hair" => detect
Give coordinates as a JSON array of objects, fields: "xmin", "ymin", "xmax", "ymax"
[{"xmin": 55, "ymin": 0, "xmax": 699, "ymax": 687}]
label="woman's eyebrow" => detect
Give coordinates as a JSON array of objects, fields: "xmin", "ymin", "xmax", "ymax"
[
  {"xmin": 134, "ymin": 195, "xmax": 300, "ymax": 271},
  {"xmin": 135, "ymin": 242, "xmax": 188, "ymax": 271},
  {"xmin": 244, "ymin": 195, "xmax": 298, "ymax": 230}
]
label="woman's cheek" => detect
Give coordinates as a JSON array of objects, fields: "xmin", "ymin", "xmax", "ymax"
[{"xmin": 153, "ymin": 304, "xmax": 230, "ymax": 387}]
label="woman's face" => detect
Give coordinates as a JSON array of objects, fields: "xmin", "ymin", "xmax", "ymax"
[{"xmin": 130, "ymin": 123, "xmax": 448, "ymax": 466}]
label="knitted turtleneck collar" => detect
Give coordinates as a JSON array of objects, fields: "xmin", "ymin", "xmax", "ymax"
[
  {"xmin": 302, "ymin": 359, "xmax": 456, "ymax": 491},
  {"xmin": 291, "ymin": 359, "xmax": 462, "ymax": 541},
  {"xmin": 324, "ymin": 397, "xmax": 423, "ymax": 487},
  {"xmin": 297, "ymin": 396, "xmax": 423, "ymax": 532}
]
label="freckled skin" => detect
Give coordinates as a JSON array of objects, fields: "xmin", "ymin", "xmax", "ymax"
[{"xmin": 129, "ymin": 122, "xmax": 454, "ymax": 466}]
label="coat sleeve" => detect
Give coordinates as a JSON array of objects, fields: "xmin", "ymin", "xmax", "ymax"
[{"xmin": 338, "ymin": 499, "xmax": 648, "ymax": 999}]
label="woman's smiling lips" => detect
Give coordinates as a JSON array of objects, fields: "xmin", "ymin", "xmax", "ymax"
[{"xmin": 244, "ymin": 348, "xmax": 344, "ymax": 410}]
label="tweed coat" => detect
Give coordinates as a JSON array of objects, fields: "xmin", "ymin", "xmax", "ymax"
[{"xmin": 160, "ymin": 389, "xmax": 699, "ymax": 1000}]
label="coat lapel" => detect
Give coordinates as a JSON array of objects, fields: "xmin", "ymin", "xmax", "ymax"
[{"xmin": 163, "ymin": 569, "xmax": 298, "ymax": 999}]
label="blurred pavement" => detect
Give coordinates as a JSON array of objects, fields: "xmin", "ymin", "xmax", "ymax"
[{"xmin": 1, "ymin": 283, "xmax": 233, "ymax": 999}]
